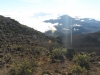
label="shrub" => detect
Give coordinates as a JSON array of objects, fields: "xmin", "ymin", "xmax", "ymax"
[
  {"xmin": 12, "ymin": 44, "xmax": 22, "ymax": 51},
  {"xmin": 72, "ymin": 65, "xmax": 87, "ymax": 75},
  {"xmin": 73, "ymin": 53, "xmax": 90, "ymax": 68},
  {"xmin": 50, "ymin": 47, "xmax": 66, "ymax": 58},
  {"xmin": 9, "ymin": 58, "xmax": 38, "ymax": 75},
  {"xmin": 33, "ymin": 46, "xmax": 50, "ymax": 57}
]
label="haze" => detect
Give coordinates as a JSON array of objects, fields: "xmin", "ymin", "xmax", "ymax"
[{"xmin": 0, "ymin": 0, "xmax": 100, "ymax": 32}]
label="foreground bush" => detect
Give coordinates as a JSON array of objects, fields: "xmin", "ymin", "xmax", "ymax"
[
  {"xmin": 72, "ymin": 53, "xmax": 90, "ymax": 75},
  {"xmin": 72, "ymin": 65, "xmax": 87, "ymax": 75},
  {"xmin": 73, "ymin": 53, "xmax": 90, "ymax": 69},
  {"xmin": 9, "ymin": 58, "xmax": 38, "ymax": 75}
]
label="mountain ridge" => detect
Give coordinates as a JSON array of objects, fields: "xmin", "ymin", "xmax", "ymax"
[{"xmin": 0, "ymin": 15, "xmax": 62, "ymax": 47}]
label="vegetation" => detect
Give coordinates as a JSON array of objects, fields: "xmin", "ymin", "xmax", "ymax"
[
  {"xmin": 0, "ymin": 15, "xmax": 100, "ymax": 75},
  {"xmin": 9, "ymin": 58, "xmax": 38, "ymax": 75},
  {"xmin": 73, "ymin": 53, "xmax": 90, "ymax": 68},
  {"xmin": 11, "ymin": 44, "xmax": 23, "ymax": 51},
  {"xmin": 50, "ymin": 47, "xmax": 66, "ymax": 58},
  {"xmin": 72, "ymin": 65, "xmax": 87, "ymax": 75},
  {"xmin": 72, "ymin": 53, "xmax": 90, "ymax": 75}
]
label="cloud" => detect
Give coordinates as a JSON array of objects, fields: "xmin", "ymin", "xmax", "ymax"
[
  {"xmin": 21, "ymin": 0, "xmax": 42, "ymax": 3},
  {"xmin": 53, "ymin": 0, "xmax": 67, "ymax": 3},
  {"xmin": 53, "ymin": 0, "xmax": 78, "ymax": 3},
  {"xmin": 22, "ymin": 0, "xmax": 75, "ymax": 3},
  {"xmin": 0, "ymin": 10, "xmax": 62, "ymax": 32}
]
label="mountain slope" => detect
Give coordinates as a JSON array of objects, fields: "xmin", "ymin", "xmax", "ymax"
[
  {"xmin": 72, "ymin": 31, "xmax": 100, "ymax": 52},
  {"xmin": 0, "ymin": 15, "xmax": 64, "ymax": 75},
  {"xmin": 0, "ymin": 15, "xmax": 100, "ymax": 75},
  {"xmin": 0, "ymin": 15, "xmax": 62, "ymax": 47}
]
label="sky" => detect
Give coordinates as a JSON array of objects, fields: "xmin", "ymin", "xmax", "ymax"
[{"xmin": 0, "ymin": 0, "xmax": 100, "ymax": 32}]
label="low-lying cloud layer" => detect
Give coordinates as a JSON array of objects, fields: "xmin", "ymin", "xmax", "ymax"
[{"xmin": 0, "ymin": 11, "xmax": 63, "ymax": 32}]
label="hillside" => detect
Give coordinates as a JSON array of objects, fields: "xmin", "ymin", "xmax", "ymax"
[
  {"xmin": 0, "ymin": 15, "xmax": 100, "ymax": 75},
  {"xmin": 0, "ymin": 15, "xmax": 65, "ymax": 75},
  {"xmin": 72, "ymin": 31, "xmax": 100, "ymax": 52},
  {"xmin": 0, "ymin": 15, "xmax": 63, "ymax": 47},
  {"xmin": 55, "ymin": 30, "xmax": 100, "ymax": 52}
]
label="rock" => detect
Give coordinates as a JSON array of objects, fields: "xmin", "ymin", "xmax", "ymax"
[
  {"xmin": 66, "ymin": 48, "xmax": 75, "ymax": 60},
  {"xmin": 0, "ymin": 50, "xmax": 3, "ymax": 53},
  {"xmin": 90, "ymin": 59, "xmax": 95, "ymax": 62},
  {"xmin": 61, "ymin": 66, "xmax": 66, "ymax": 69},
  {"xmin": 98, "ymin": 62, "xmax": 100, "ymax": 64},
  {"xmin": 0, "ymin": 54, "xmax": 3, "ymax": 58},
  {"xmin": 0, "ymin": 65, "xmax": 2, "ymax": 68},
  {"xmin": 6, "ymin": 64, "xmax": 10, "ymax": 68},
  {"xmin": 52, "ymin": 56, "xmax": 65, "ymax": 63},
  {"xmin": 62, "ymin": 73, "xmax": 67, "ymax": 75},
  {"xmin": 41, "ymin": 71, "xmax": 52, "ymax": 75},
  {"xmin": 89, "ymin": 52, "xmax": 98, "ymax": 57},
  {"xmin": 55, "ymin": 69, "xmax": 59, "ymax": 73},
  {"xmin": 68, "ymin": 73, "xmax": 72, "ymax": 75}
]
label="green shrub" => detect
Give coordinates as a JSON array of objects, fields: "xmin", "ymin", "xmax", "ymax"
[
  {"xmin": 72, "ymin": 65, "xmax": 87, "ymax": 75},
  {"xmin": 73, "ymin": 53, "xmax": 90, "ymax": 68},
  {"xmin": 12, "ymin": 44, "xmax": 22, "ymax": 51},
  {"xmin": 10, "ymin": 58, "xmax": 38, "ymax": 75},
  {"xmin": 71, "ymin": 53, "xmax": 90, "ymax": 75},
  {"xmin": 50, "ymin": 47, "xmax": 66, "ymax": 58},
  {"xmin": 10, "ymin": 63, "xmax": 22, "ymax": 75},
  {"xmin": 33, "ymin": 47, "xmax": 49, "ymax": 56}
]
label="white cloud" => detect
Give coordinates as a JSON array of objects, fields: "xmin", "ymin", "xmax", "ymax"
[
  {"xmin": 21, "ymin": 0, "xmax": 42, "ymax": 3},
  {"xmin": 0, "ymin": 10, "xmax": 62, "ymax": 32},
  {"xmin": 53, "ymin": 0, "xmax": 78, "ymax": 3},
  {"xmin": 1, "ymin": 0, "xmax": 100, "ymax": 33},
  {"xmin": 53, "ymin": 0, "xmax": 66, "ymax": 3},
  {"xmin": 1, "ymin": 8, "xmax": 99, "ymax": 33}
]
